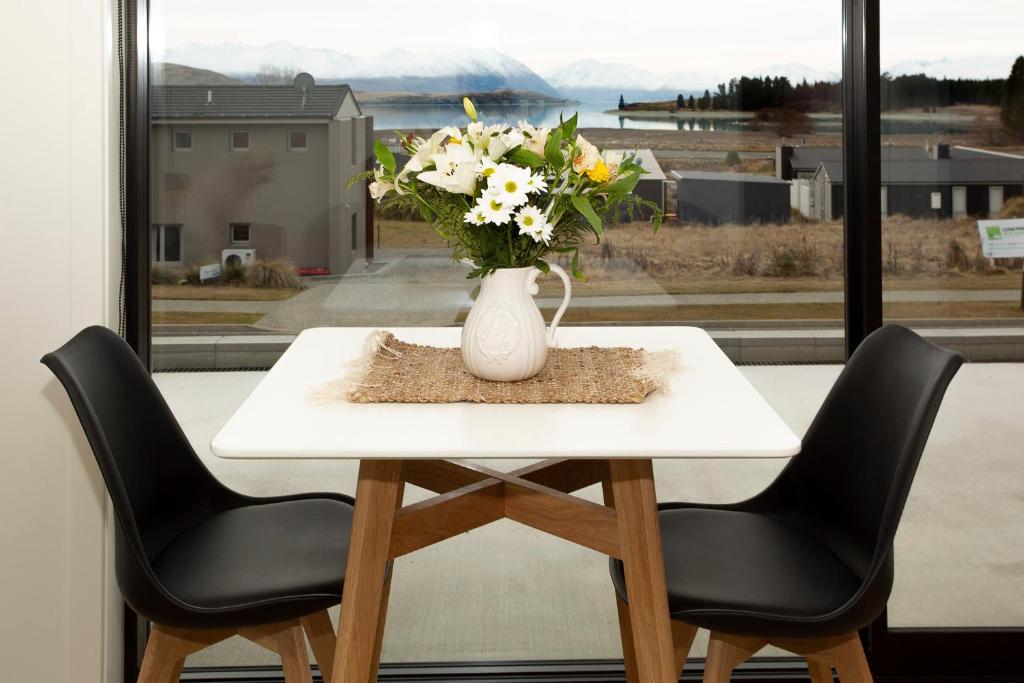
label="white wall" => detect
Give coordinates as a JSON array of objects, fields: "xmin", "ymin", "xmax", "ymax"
[{"xmin": 0, "ymin": 0, "xmax": 121, "ymax": 681}]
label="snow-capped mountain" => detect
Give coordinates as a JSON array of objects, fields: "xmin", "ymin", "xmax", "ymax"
[
  {"xmin": 884, "ymin": 55, "xmax": 1018, "ymax": 80},
  {"xmin": 544, "ymin": 59, "xmax": 841, "ymax": 103},
  {"xmin": 545, "ymin": 59, "xmax": 710, "ymax": 102},
  {"xmin": 761, "ymin": 63, "xmax": 840, "ymax": 86},
  {"xmin": 160, "ymin": 42, "xmax": 559, "ymax": 96}
]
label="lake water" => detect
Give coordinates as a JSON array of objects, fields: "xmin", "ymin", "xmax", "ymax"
[{"xmin": 361, "ymin": 101, "xmax": 967, "ymax": 135}]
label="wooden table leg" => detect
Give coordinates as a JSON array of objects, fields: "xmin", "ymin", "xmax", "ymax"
[
  {"xmin": 332, "ymin": 459, "xmax": 403, "ymax": 683},
  {"xmin": 609, "ymin": 459, "xmax": 678, "ymax": 683},
  {"xmin": 367, "ymin": 480, "xmax": 405, "ymax": 683}
]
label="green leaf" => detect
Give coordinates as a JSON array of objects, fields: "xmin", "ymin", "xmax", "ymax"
[
  {"xmin": 544, "ymin": 129, "xmax": 564, "ymax": 169},
  {"xmin": 570, "ymin": 249, "xmax": 586, "ymax": 280},
  {"xmin": 535, "ymin": 259, "xmax": 551, "ymax": 274},
  {"xmin": 604, "ymin": 170, "xmax": 642, "ymax": 196},
  {"xmin": 374, "ymin": 140, "xmax": 395, "ymax": 173},
  {"xmin": 559, "ymin": 112, "xmax": 578, "ymax": 138},
  {"xmin": 507, "ymin": 147, "xmax": 545, "ymax": 168},
  {"xmin": 570, "ymin": 194, "xmax": 604, "ymax": 237}
]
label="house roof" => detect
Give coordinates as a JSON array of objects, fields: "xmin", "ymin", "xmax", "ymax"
[
  {"xmin": 672, "ymin": 170, "xmax": 789, "ymax": 184},
  {"xmin": 607, "ymin": 149, "xmax": 666, "ymax": 180},
  {"xmin": 818, "ymin": 158, "xmax": 1024, "ymax": 185},
  {"xmin": 151, "ymin": 85, "xmax": 356, "ymax": 120},
  {"xmin": 788, "ymin": 145, "xmax": 1018, "ymax": 172}
]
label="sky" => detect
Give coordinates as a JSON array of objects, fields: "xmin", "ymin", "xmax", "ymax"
[{"xmin": 150, "ymin": 0, "xmax": 1023, "ymax": 77}]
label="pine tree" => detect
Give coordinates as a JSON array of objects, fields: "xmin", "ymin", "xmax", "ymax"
[
  {"xmin": 618, "ymin": 94, "xmax": 626, "ymax": 110},
  {"xmin": 1002, "ymin": 56, "xmax": 1024, "ymax": 140},
  {"xmin": 688, "ymin": 95, "xmax": 696, "ymax": 110},
  {"xmin": 676, "ymin": 94, "xmax": 685, "ymax": 109}
]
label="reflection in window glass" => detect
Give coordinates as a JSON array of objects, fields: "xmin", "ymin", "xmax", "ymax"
[
  {"xmin": 880, "ymin": 1, "xmax": 1024, "ymax": 629},
  {"xmin": 148, "ymin": 0, "xmax": 845, "ymax": 358}
]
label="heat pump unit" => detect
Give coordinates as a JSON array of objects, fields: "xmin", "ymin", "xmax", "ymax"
[{"xmin": 222, "ymin": 248, "xmax": 256, "ymax": 268}]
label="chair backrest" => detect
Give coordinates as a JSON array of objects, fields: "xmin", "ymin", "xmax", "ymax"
[
  {"xmin": 758, "ymin": 325, "xmax": 962, "ymax": 584},
  {"xmin": 41, "ymin": 326, "xmax": 235, "ymax": 613}
]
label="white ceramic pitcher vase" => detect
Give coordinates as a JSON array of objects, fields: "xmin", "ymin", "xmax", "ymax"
[{"xmin": 461, "ymin": 264, "xmax": 572, "ymax": 382}]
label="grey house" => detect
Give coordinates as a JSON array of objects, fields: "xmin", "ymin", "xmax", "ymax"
[
  {"xmin": 779, "ymin": 144, "xmax": 1024, "ymax": 221},
  {"xmin": 672, "ymin": 171, "xmax": 791, "ymax": 225},
  {"xmin": 150, "ymin": 79, "xmax": 373, "ymax": 274}
]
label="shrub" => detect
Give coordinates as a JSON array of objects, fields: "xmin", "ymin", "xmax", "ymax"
[
  {"xmin": 245, "ymin": 258, "xmax": 305, "ymax": 289},
  {"xmin": 944, "ymin": 239, "xmax": 971, "ymax": 271},
  {"xmin": 725, "ymin": 150, "xmax": 741, "ymax": 167},
  {"xmin": 999, "ymin": 196, "xmax": 1024, "ymax": 219},
  {"xmin": 765, "ymin": 237, "xmax": 819, "ymax": 277},
  {"xmin": 151, "ymin": 264, "xmax": 182, "ymax": 285},
  {"xmin": 731, "ymin": 251, "xmax": 762, "ymax": 276},
  {"xmin": 222, "ymin": 261, "xmax": 248, "ymax": 284}
]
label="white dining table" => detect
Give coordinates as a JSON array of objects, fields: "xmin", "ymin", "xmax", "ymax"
[{"xmin": 212, "ymin": 326, "xmax": 800, "ymax": 683}]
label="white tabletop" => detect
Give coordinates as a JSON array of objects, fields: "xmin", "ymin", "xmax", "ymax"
[{"xmin": 211, "ymin": 326, "xmax": 801, "ymax": 460}]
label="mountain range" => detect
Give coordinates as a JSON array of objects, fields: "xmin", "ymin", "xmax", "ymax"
[{"xmin": 157, "ymin": 41, "xmax": 1016, "ymax": 103}]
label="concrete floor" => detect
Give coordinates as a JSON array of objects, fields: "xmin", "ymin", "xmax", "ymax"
[{"xmin": 153, "ymin": 363, "xmax": 1024, "ymax": 667}]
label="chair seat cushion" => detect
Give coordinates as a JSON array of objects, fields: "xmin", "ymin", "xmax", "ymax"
[
  {"xmin": 610, "ymin": 508, "xmax": 863, "ymax": 638},
  {"xmin": 152, "ymin": 497, "xmax": 353, "ymax": 628}
]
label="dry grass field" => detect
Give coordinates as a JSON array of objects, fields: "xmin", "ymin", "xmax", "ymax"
[{"xmin": 379, "ymin": 216, "xmax": 1022, "ymax": 300}]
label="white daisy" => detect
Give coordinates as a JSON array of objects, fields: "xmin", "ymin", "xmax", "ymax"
[
  {"xmin": 476, "ymin": 157, "xmax": 499, "ymax": 179},
  {"xmin": 525, "ymin": 172, "xmax": 548, "ymax": 194},
  {"xmin": 488, "ymin": 164, "xmax": 531, "ymax": 207},
  {"xmin": 515, "ymin": 205, "xmax": 553, "ymax": 244},
  {"xmin": 478, "ymin": 193, "xmax": 513, "ymax": 225},
  {"xmin": 464, "ymin": 206, "xmax": 487, "ymax": 226}
]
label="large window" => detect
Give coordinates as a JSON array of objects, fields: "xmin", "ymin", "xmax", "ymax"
[
  {"xmin": 147, "ymin": 0, "xmax": 847, "ymax": 366},
  {"xmin": 131, "ymin": 0, "xmax": 1024, "ymax": 680}
]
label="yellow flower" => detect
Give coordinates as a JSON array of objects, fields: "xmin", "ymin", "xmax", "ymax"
[
  {"xmin": 463, "ymin": 97, "xmax": 478, "ymax": 122},
  {"xmin": 585, "ymin": 158, "xmax": 611, "ymax": 182}
]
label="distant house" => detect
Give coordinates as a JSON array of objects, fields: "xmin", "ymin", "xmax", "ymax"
[
  {"xmin": 150, "ymin": 78, "xmax": 373, "ymax": 275},
  {"xmin": 778, "ymin": 144, "xmax": 1024, "ymax": 221},
  {"xmin": 672, "ymin": 171, "xmax": 790, "ymax": 225},
  {"xmin": 607, "ymin": 149, "xmax": 666, "ymax": 221}
]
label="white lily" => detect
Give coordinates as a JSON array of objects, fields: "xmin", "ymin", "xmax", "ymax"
[
  {"xmin": 572, "ymin": 135, "xmax": 601, "ymax": 174},
  {"xmin": 602, "ymin": 150, "xmax": 625, "ymax": 177}
]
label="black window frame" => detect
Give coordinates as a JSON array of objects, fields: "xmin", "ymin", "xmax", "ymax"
[
  {"xmin": 122, "ymin": 0, "xmax": 1024, "ymax": 679},
  {"xmin": 230, "ymin": 129, "xmax": 251, "ymax": 151},
  {"xmin": 171, "ymin": 128, "xmax": 192, "ymax": 152},
  {"xmin": 288, "ymin": 128, "xmax": 308, "ymax": 151},
  {"xmin": 229, "ymin": 222, "xmax": 252, "ymax": 244}
]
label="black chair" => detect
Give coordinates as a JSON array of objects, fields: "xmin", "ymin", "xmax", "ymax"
[
  {"xmin": 42, "ymin": 326, "xmax": 356, "ymax": 683},
  {"xmin": 609, "ymin": 325, "xmax": 963, "ymax": 682}
]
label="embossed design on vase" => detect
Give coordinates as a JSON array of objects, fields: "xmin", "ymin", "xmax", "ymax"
[
  {"xmin": 475, "ymin": 303, "xmax": 520, "ymax": 362},
  {"xmin": 461, "ymin": 265, "xmax": 572, "ymax": 382}
]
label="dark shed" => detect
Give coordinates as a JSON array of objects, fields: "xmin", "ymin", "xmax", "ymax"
[{"xmin": 673, "ymin": 171, "xmax": 791, "ymax": 225}]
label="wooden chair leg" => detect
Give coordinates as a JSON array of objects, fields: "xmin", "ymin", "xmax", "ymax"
[
  {"xmin": 703, "ymin": 632, "xmax": 766, "ymax": 683},
  {"xmin": 138, "ymin": 625, "xmax": 234, "ymax": 683},
  {"xmin": 613, "ymin": 593, "xmax": 640, "ymax": 683},
  {"xmin": 672, "ymin": 621, "xmax": 698, "ymax": 678},
  {"xmin": 806, "ymin": 658, "xmax": 835, "ymax": 683},
  {"xmin": 301, "ymin": 611, "xmax": 337, "ymax": 682},
  {"xmin": 273, "ymin": 622, "xmax": 315, "ymax": 683},
  {"xmin": 829, "ymin": 633, "xmax": 873, "ymax": 683}
]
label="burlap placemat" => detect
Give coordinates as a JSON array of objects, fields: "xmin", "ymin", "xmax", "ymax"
[{"xmin": 311, "ymin": 331, "xmax": 680, "ymax": 404}]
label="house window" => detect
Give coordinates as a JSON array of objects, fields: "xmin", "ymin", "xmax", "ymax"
[
  {"xmin": 289, "ymin": 130, "xmax": 308, "ymax": 151},
  {"xmin": 989, "ymin": 186, "xmax": 1004, "ymax": 218},
  {"xmin": 151, "ymin": 224, "xmax": 183, "ymax": 263},
  {"xmin": 930, "ymin": 192, "xmax": 942, "ymax": 210},
  {"xmin": 230, "ymin": 130, "xmax": 250, "ymax": 151},
  {"xmin": 172, "ymin": 130, "xmax": 192, "ymax": 151},
  {"xmin": 229, "ymin": 223, "xmax": 251, "ymax": 244}
]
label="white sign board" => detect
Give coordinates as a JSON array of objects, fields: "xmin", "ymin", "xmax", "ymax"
[
  {"xmin": 199, "ymin": 263, "xmax": 222, "ymax": 282},
  {"xmin": 977, "ymin": 219, "xmax": 1024, "ymax": 259}
]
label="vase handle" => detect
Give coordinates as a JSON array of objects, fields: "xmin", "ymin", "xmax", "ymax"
[{"xmin": 545, "ymin": 263, "xmax": 572, "ymax": 348}]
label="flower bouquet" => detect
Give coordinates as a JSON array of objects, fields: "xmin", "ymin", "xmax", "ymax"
[{"xmin": 366, "ymin": 98, "xmax": 662, "ymax": 382}]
